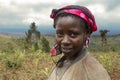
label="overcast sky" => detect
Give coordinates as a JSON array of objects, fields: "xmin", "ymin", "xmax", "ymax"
[{"xmin": 0, "ymin": 0, "xmax": 120, "ymax": 33}]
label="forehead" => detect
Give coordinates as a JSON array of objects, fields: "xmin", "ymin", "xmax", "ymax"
[
  {"xmin": 56, "ymin": 16, "xmax": 85, "ymax": 30},
  {"xmin": 55, "ymin": 16, "xmax": 85, "ymax": 33},
  {"xmin": 57, "ymin": 14, "xmax": 83, "ymax": 23}
]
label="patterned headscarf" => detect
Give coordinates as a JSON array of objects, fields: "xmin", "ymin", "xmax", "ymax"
[{"xmin": 50, "ymin": 5, "xmax": 98, "ymax": 33}]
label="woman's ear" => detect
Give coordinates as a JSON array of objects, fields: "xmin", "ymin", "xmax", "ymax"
[
  {"xmin": 84, "ymin": 32, "xmax": 91, "ymax": 47},
  {"xmin": 86, "ymin": 33, "xmax": 90, "ymax": 38},
  {"xmin": 85, "ymin": 31, "xmax": 90, "ymax": 39}
]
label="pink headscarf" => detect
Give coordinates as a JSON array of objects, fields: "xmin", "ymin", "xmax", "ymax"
[{"xmin": 50, "ymin": 5, "xmax": 98, "ymax": 33}]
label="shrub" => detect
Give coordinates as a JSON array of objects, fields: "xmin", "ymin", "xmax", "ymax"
[
  {"xmin": 99, "ymin": 54, "xmax": 112, "ymax": 73},
  {"xmin": 40, "ymin": 36, "xmax": 50, "ymax": 53},
  {"xmin": 5, "ymin": 60, "xmax": 22, "ymax": 69},
  {"xmin": 5, "ymin": 51, "xmax": 24, "ymax": 69}
]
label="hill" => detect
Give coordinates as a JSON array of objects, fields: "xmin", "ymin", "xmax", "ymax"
[{"xmin": 0, "ymin": 34, "xmax": 119, "ymax": 80}]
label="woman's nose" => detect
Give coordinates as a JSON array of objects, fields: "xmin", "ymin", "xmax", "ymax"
[{"xmin": 61, "ymin": 35, "xmax": 70, "ymax": 44}]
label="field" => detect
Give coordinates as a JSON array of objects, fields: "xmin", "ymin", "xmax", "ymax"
[{"xmin": 0, "ymin": 34, "xmax": 120, "ymax": 80}]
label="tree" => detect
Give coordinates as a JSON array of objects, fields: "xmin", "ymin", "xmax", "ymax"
[
  {"xmin": 25, "ymin": 22, "xmax": 41, "ymax": 51},
  {"xmin": 100, "ymin": 30, "xmax": 109, "ymax": 47},
  {"xmin": 25, "ymin": 22, "xmax": 41, "ymax": 43}
]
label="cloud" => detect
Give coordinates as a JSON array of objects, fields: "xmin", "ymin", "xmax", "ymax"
[{"xmin": 0, "ymin": 0, "xmax": 120, "ymax": 31}]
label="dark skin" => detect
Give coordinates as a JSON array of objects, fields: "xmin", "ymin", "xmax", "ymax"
[{"xmin": 55, "ymin": 16, "xmax": 90, "ymax": 60}]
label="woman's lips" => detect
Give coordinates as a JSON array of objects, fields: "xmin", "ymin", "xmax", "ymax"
[{"xmin": 61, "ymin": 46, "xmax": 73, "ymax": 53}]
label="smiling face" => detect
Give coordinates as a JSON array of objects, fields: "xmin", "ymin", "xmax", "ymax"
[{"xmin": 55, "ymin": 15, "xmax": 89, "ymax": 60}]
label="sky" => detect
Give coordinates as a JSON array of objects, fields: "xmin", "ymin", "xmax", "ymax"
[{"xmin": 0, "ymin": 0, "xmax": 120, "ymax": 34}]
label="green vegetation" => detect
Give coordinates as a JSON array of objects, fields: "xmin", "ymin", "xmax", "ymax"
[
  {"xmin": 88, "ymin": 35, "xmax": 120, "ymax": 53},
  {"xmin": 0, "ymin": 34, "xmax": 119, "ymax": 80},
  {"xmin": 40, "ymin": 36, "xmax": 50, "ymax": 53}
]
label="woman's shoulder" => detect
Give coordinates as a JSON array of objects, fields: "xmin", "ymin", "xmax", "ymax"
[
  {"xmin": 82, "ymin": 52, "xmax": 111, "ymax": 80},
  {"xmin": 83, "ymin": 52, "xmax": 105, "ymax": 69}
]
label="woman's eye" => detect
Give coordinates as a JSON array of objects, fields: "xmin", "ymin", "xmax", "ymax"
[
  {"xmin": 70, "ymin": 33, "xmax": 79, "ymax": 38},
  {"xmin": 56, "ymin": 32, "xmax": 63, "ymax": 37},
  {"xmin": 70, "ymin": 33, "xmax": 76, "ymax": 37}
]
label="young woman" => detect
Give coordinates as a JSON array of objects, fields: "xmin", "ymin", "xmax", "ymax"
[{"xmin": 48, "ymin": 5, "xmax": 111, "ymax": 80}]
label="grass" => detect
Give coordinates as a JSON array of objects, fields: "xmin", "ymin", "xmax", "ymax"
[
  {"xmin": 0, "ymin": 51, "xmax": 119, "ymax": 80},
  {"xmin": 0, "ymin": 52, "xmax": 54, "ymax": 80},
  {"xmin": 92, "ymin": 52, "xmax": 120, "ymax": 80},
  {"xmin": 0, "ymin": 34, "xmax": 119, "ymax": 80}
]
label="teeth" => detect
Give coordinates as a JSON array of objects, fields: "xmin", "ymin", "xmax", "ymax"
[
  {"xmin": 63, "ymin": 48, "xmax": 71, "ymax": 50},
  {"xmin": 61, "ymin": 46, "xmax": 73, "ymax": 53},
  {"xmin": 62, "ymin": 47, "xmax": 72, "ymax": 52}
]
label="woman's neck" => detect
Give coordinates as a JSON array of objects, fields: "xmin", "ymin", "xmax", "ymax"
[{"xmin": 66, "ymin": 48, "xmax": 86, "ymax": 61}]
